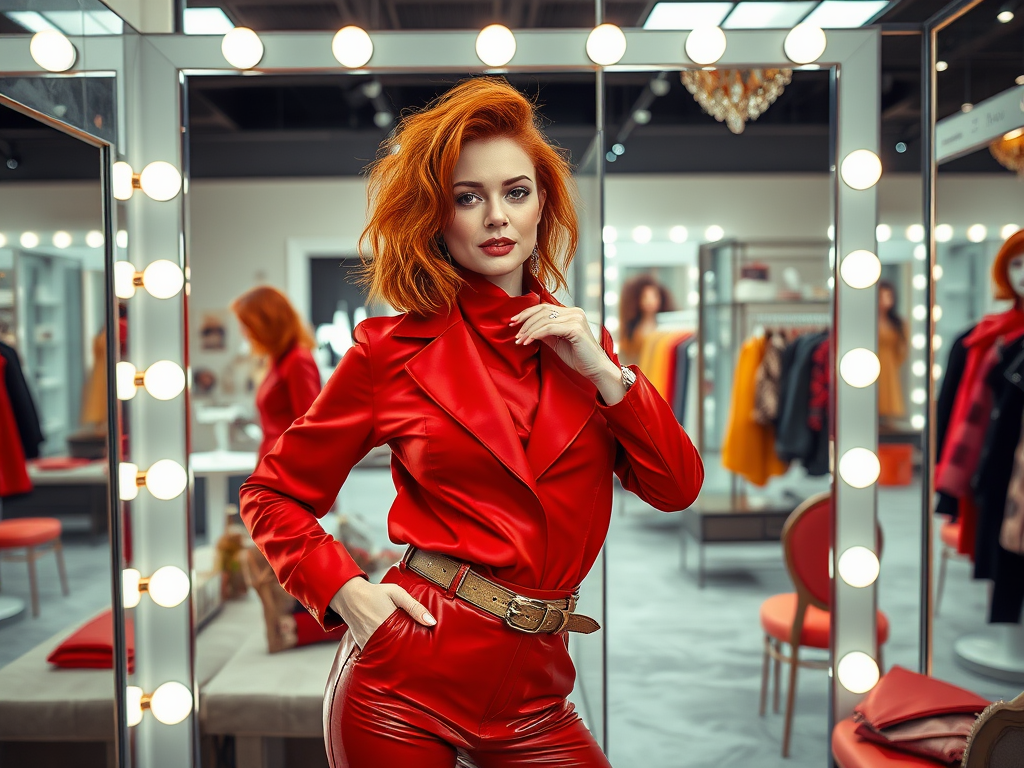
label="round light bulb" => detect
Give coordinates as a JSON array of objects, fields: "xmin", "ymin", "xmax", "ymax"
[
  {"xmin": 839, "ymin": 250, "xmax": 881, "ymax": 289},
  {"xmin": 784, "ymin": 24, "xmax": 826, "ymax": 65},
  {"xmin": 839, "ymin": 447, "xmax": 880, "ymax": 488},
  {"xmin": 933, "ymin": 363, "xmax": 943, "ymax": 380},
  {"xmin": 144, "ymin": 459, "xmax": 187, "ymax": 501},
  {"xmin": 912, "ymin": 304, "xmax": 927, "ymax": 321},
  {"xmin": 1002, "ymin": 224, "xmax": 1020, "ymax": 240},
  {"xmin": 827, "ymin": 225, "xmax": 835, "ymax": 240},
  {"xmin": 838, "ymin": 546, "xmax": 880, "ymax": 588},
  {"xmin": 906, "ymin": 224, "xmax": 924, "ymax": 243},
  {"xmin": 840, "ymin": 149, "xmax": 882, "ymax": 190},
  {"xmin": 603, "ymin": 225, "xmax": 618, "ymax": 243},
  {"xmin": 912, "ymin": 274, "xmax": 927, "ymax": 290},
  {"xmin": 911, "ymin": 388, "xmax": 926, "ymax": 404},
  {"xmin": 222, "ymin": 27, "xmax": 264, "ymax": 70},
  {"xmin": 688, "ymin": 291, "xmax": 700, "ymax": 306},
  {"xmin": 839, "ymin": 349, "xmax": 880, "ymax": 388},
  {"xmin": 114, "ymin": 261, "xmax": 137, "ymax": 299},
  {"xmin": 605, "ymin": 243, "xmax": 617, "ymax": 258},
  {"xmin": 999, "ymin": 9, "xmax": 1015, "ymax": 22},
  {"xmin": 112, "ymin": 161, "xmax": 134, "ymax": 201},
  {"xmin": 911, "ymin": 414, "xmax": 925, "ymax": 429},
  {"xmin": 149, "ymin": 681, "xmax": 193, "ymax": 725},
  {"xmin": 604, "ymin": 290, "xmax": 620, "ymax": 307},
  {"xmin": 0, "ymin": 233, "xmax": 6, "ymax": 247},
  {"xmin": 119, "ymin": 462, "xmax": 140, "ymax": 501},
  {"xmin": 912, "ymin": 333, "xmax": 926, "ymax": 349},
  {"xmin": 331, "ymin": 26, "xmax": 373, "ymax": 68},
  {"xmin": 933, "ymin": 264, "xmax": 944, "ymax": 281},
  {"xmin": 669, "ymin": 225, "xmax": 689, "ymax": 243},
  {"xmin": 116, "ymin": 362, "xmax": 139, "ymax": 400},
  {"xmin": 912, "ymin": 360, "xmax": 926, "ymax": 377},
  {"xmin": 86, "ymin": 230, "xmax": 104, "ymax": 248},
  {"xmin": 936, "ymin": 60, "xmax": 948, "ymax": 71},
  {"xmin": 20, "ymin": 232, "xmax": 39, "ymax": 249},
  {"xmin": 967, "ymin": 224, "xmax": 987, "ymax": 243},
  {"xmin": 837, "ymin": 651, "xmax": 880, "ymax": 694},
  {"xmin": 138, "ymin": 162, "xmax": 182, "ymax": 202},
  {"xmin": 147, "ymin": 565, "xmax": 190, "ymax": 608},
  {"xmin": 933, "ymin": 305, "xmax": 943, "ymax": 322},
  {"xmin": 685, "ymin": 26, "xmax": 727, "ymax": 66},
  {"xmin": 122, "ymin": 568, "xmax": 142, "ymax": 609},
  {"xmin": 52, "ymin": 231, "xmax": 72, "ymax": 249},
  {"xmin": 586, "ymin": 24, "xmax": 627, "ymax": 66},
  {"xmin": 475, "ymin": 24, "xmax": 516, "ymax": 67},
  {"xmin": 142, "ymin": 260, "xmax": 185, "ymax": 299},
  {"xmin": 30, "ymin": 29, "xmax": 76, "ymax": 72},
  {"xmin": 632, "ymin": 225, "xmax": 652, "ymax": 244},
  {"xmin": 705, "ymin": 225, "xmax": 724, "ymax": 242},
  {"xmin": 934, "ymin": 334, "xmax": 943, "ymax": 350},
  {"xmin": 126, "ymin": 686, "xmax": 144, "ymax": 727},
  {"xmin": 143, "ymin": 361, "xmax": 186, "ymax": 401},
  {"xmin": 913, "ymin": 244, "xmax": 926, "ymax": 261},
  {"xmin": 935, "ymin": 223, "xmax": 953, "ymax": 242},
  {"xmin": 875, "ymin": 224, "xmax": 892, "ymax": 243},
  {"xmin": 116, "ymin": 230, "xmax": 128, "ymax": 249}
]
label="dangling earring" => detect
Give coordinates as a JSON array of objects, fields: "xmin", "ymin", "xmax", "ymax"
[
  {"xmin": 529, "ymin": 245, "xmax": 540, "ymax": 277},
  {"xmin": 437, "ymin": 235, "xmax": 452, "ymax": 263}
]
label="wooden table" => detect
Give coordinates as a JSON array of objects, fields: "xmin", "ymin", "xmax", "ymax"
[{"xmin": 680, "ymin": 495, "xmax": 794, "ymax": 587}]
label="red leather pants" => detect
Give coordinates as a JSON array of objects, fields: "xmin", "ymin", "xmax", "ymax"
[{"xmin": 323, "ymin": 563, "xmax": 611, "ymax": 768}]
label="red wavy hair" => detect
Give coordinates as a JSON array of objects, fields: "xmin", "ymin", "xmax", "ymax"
[
  {"xmin": 231, "ymin": 286, "xmax": 315, "ymax": 360},
  {"xmin": 359, "ymin": 77, "xmax": 579, "ymax": 316},
  {"xmin": 993, "ymin": 229, "xmax": 1024, "ymax": 301}
]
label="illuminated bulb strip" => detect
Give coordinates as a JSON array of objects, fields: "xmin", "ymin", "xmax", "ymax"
[
  {"xmin": 837, "ymin": 546, "xmax": 880, "ymax": 588},
  {"xmin": 476, "ymin": 24, "xmax": 516, "ymax": 67},
  {"xmin": 838, "ymin": 448, "xmax": 880, "ymax": 489},
  {"xmin": 123, "ymin": 566, "xmax": 190, "ymax": 609},
  {"xmin": 586, "ymin": 24, "xmax": 626, "ymax": 66},
  {"xmin": 114, "ymin": 260, "xmax": 185, "ymax": 300},
  {"xmin": 118, "ymin": 460, "xmax": 188, "ymax": 501},
  {"xmin": 839, "ymin": 349, "xmax": 880, "ymax": 388},
  {"xmin": 112, "ymin": 161, "xmax": 182, "ymax": 202},
  {"xmin": 837, "ymin": 652, "xmax": 880, "ymax": 694},
  {"xmin": 116, "ymin": 361, "xmax": 186, "ymax": 401},
  {"xmin": 126, "ymin": 682, "xmax": 193, "ymax": 726}
]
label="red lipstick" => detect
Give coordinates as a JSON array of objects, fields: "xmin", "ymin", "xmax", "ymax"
[{"xmin": 479, "ymin": 237, "xmax": 516, "ymax": 257}]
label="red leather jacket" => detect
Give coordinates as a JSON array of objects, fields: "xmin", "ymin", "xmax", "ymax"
[
  {"xmin": 240, "ymin": 289, "xmax": 704, "ymax": 630},
  {"xmin": 255, "ymin": 345, "xmax": 321, "ymax": 462}
]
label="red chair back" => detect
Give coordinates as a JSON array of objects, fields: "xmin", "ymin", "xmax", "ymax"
[{"xmin": 783, "ymin": 492, "xmax": 832, "ymax": 610}]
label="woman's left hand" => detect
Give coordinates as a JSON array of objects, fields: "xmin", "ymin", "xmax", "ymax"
[{"xmin": 511, "ymin": 304, "xmax": 620, "ymax": 387}]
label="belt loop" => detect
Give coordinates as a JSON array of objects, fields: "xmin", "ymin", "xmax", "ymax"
[{"xmin": 445, "ymin": 563, "xmax": 470, "ymax": 599}]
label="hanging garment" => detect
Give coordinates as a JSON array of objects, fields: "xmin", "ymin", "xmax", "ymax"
[
  {"xmin": 803, "ymin": 336, "xmax": 831, "ymax": 477},
  {"xmin": 0, "ymin": 357, "xmax": 32, "ymax": 498},
  {"xmin": 935, "ymin": 328, "xmax": 974, "ymax": 521},
  {"xmin": 79, "ymin": 330, "xmax": 108, "ymax": 430},
  {"xmin": 1002, "ymin": 411, "xmax": 1024, "ymax": 557},
  {"xmin": 0, "ymin": 341, "xmax": 43, "ymax": 459},
  {"xmin": 671, "ymin": 337, "xmax": 694, "ymax": 425},
  {"xmin": 775, "ymin": 331, "xmax": 829, "ymax": 466},
  {"xmin": 878, "ymin": 320, "xmax": 908, "ymax": 419},
  {"xmin": 722, "ymin": 336, "xmax": 790, "ymax": 486},
  {"xmin": 754, "ymin": 331, "xmax": 786, "ymax": 426},
  {"xmin": 936, "ymin": 308, "xmax": 1024, "ymax": 556}
]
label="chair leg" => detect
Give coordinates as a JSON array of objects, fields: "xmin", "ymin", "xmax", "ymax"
[
  {"xmin": 936, "ymin": 547, "xmax": 949, "ymax": 617},
  {"xmin": 26, "ymin": 547, "xmax": 40, "ymax": 618},
  {"xmin": 54, "ymin": 540, "xmax": 69, "ymax": 596},
  {"xmin": 759, "ymin": 635, "xmax": 772, "ymax": 716},
  {"xmin": 772, "ymin": 639, "xmax": 782, "ymax": 714},
  {"xmin": 782, "ymin": 645, "xmax": 800, "ymax": 758}
]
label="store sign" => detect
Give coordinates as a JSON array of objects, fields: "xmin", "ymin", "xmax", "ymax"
[{"xmin": 936, "ymin": 85, "xmax": 1024, "ymax": 163}]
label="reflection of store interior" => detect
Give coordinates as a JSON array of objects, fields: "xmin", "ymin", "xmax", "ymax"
[{"xmin": 5, "ymin": 2, "xmax": 1024, "ymax": 767}]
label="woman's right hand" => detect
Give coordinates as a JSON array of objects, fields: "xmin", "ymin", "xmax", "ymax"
[{"xmin": 328, "ymin": 576, "xmax": 436, "ymax": 649}]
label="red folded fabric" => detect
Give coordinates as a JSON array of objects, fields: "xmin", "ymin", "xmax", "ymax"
[
  {"xmin": 854, "ymin": 666, "xmax": 989, "ymax": 765},
  {"xmin": 293, "ymin": 609, "xmax": 343, "ymax": 647},
  {"xmin": 31, "ymin": 457, "xmax": 95, "ymax": 471},
  {"xmin": 47, "ymin": 609, "xmax": 135, "ymax": 673}
]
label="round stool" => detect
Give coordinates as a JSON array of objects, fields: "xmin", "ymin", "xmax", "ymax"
[{"xmin": 0, "ymin": 518, "xmax": 70, "ymax": 617}]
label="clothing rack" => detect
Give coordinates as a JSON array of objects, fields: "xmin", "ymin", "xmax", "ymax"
[{"xmin": 748, "ymin": 312, "xmax": 831, "ymax": 326}]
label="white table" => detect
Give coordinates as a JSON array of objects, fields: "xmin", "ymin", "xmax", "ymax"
[{"xmin": 190, "ymin": 451, "xmax": 257, "ymax": 545}]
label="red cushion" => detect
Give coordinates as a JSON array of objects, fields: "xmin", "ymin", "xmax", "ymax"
[
  {"xmin": 833, "ymin": 716, "xmax": 945, "ymax": 768},
  {"xmin": 47, "ymin": 609, "xmax": 135, "ymax": 673},
  {"xmin": 30, "ymin": 457, "xmax": 94, "ymax": 471},
  {"xmin": 0, "ymin": 518, "xmax": 61, "ymax": 548},
  {"xmin": 761, "ymin": 593, "xmax": 890, "ymax": 648},
  {"xmin": 940, "ymin": 522, "xmax": 960, "ymax": 549}
]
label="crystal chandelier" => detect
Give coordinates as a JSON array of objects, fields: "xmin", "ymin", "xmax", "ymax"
[
  {"xmin": 989, "ymin": 129, "xmax": 1024, "ymax": 175},
  {"xmin": 680, "ymin": 69, "xmax": 793, "ymax": 135}
]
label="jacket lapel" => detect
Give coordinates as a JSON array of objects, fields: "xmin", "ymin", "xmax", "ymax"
[
  {"xmin": 404, "ymin": 316, "xmax": 539, "ymax": 496},
  {"xmin": 526, "ymin": 344, "xmax": 598, "ymax": 479}
]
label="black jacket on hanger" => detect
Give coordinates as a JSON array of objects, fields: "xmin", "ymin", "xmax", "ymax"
[
  {"xmin": 671, "ymin": 337, "xmax": 694, "ymax": 426},
  {"xmin": 775, "ymin": 331, "xmax": 829, "ymax": 470},
  {"xmin": 935, "ymin": 328, "xmax": 974, "ymax": 521},
  {"xmin": 972, "ymin": 340, "xmax": 1024, "ymax": 623},
  {"xmin": 0, "ymin": 341, "xmax": 44, "ymax": 459}
]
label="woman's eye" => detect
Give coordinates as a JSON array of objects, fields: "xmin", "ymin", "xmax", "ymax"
[
  {"xmin": 456, "ymin": 193, "xmax": 479, "ymax": 206},
  {"xmin": 507, "ymin": 187, "xmax": 530, "ymax": 200}
]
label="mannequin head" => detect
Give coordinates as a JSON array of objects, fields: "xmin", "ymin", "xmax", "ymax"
[{"xmin": 992, "ymin": 229, "xmax": 1024, "ymax": 303}]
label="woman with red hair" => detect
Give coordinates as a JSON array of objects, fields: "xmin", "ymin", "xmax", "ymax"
[
  {"xmin": 240, "ymin": 77, "xmax": 703, "ymax": 767},
  {"xmin": 231, "ymin": 285, "xmax": 320, "ymax": 461}
]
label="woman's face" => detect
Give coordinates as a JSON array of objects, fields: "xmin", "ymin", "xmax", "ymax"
[
  {"xmin": 442, "ymin": 137, "xmax": 546, "ymax": 290},
  {"xmin": 879, "ymin": 287, "xmax": 894, "ymax": 313},
  {"xmin": 639, "ymin": 285, "xmax": 662, "ymax": 316},
  {"xmin": 1008, "ymin": 255, "xmax": 1024, "ymax": 298}
]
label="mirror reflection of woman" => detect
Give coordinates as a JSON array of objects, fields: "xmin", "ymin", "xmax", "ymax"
[
  {"xmin": 239, "ymin": 78, "xmax": 703, "ymax": 767},
  {"xmin": 231, "ymin": 286, "xmax": 321, "ymax": 462},
  {"xmin": 617, "ymin": 274, "xmax": 675, "ymax": 366},
  {"xmin": 877, "ymin": 279, "xmax": 908, "ymax": 428}
]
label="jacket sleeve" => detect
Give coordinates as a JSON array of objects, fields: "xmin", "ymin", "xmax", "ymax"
[
  {"xmin": 240, "ymin": 325, "xmax": 378, "ymax": 630},
  {"xmin": 596, "ymin": 328, "xmax": 704, "ymax": 512}
]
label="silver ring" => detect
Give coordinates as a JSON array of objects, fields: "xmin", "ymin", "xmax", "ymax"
[{"xmin": 549, "ymin": 310, "xmax": 559, "ymax": 319}]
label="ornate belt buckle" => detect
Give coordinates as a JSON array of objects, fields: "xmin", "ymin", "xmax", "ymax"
[{"xmin": 504, "ymin": 595, "xmax": 552, "ymax": 634}]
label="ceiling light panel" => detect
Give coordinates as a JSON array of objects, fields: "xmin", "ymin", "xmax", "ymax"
[
  {"xmin": 802, "ymin": 0, "xmax": 889, "ymax": 28},
  {"xmin": 724, "ymin": 1, "xmax": 817, "ymax": 29},
  {"xmin": 645, "ymin": 2, "xmax": 736, "ymax": 30},
  {"xmin": 184, "ymin": 7, "xmax": 235, "ymax": 35},
  {"xmin": 42, "ymin": 10, "xmax": 123, "ymax": 35},
  {"xmin": 5, "ymin": 11, "xmax": 58, "ymax": 33}
]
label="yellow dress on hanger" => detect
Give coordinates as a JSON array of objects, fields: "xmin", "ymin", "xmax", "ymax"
[{"xmin": 877, "ymin": 320, "xmax": 908, "ymax": 419}]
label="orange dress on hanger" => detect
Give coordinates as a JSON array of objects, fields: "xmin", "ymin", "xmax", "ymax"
[{"xmin": 877, "ymin": 320, "xmax": 908, "ymax": 419}]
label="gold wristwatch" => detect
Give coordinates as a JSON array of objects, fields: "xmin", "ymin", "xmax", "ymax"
[{"xmin": 620, "ymin": 365, "xmax": 636, "ymax": 391}]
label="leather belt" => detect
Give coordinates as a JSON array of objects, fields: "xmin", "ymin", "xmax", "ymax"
[{"xmin": 403, "ymin": 548, "xmax": 600, "ymax": 635}]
